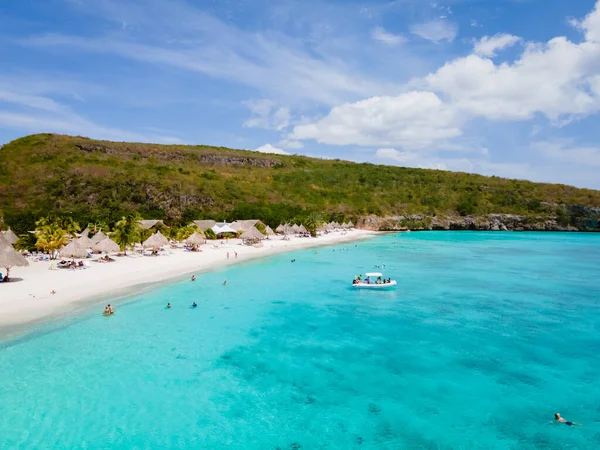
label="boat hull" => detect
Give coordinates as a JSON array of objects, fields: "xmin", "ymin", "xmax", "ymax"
[{"xmin": 353, "ymin": 281, "xmax": 397, "ymax": 289}]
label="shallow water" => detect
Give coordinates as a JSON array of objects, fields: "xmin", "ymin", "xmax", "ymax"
[{"xmin": 1, "ymin": 232, "xmax": 599, "ymax": 449}]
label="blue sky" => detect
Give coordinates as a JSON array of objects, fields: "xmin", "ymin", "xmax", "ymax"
[{"xmin": 1, "ymin": 0, "xmax": 600, "ymax": 188}]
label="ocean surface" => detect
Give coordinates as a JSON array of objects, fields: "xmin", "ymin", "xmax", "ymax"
[{"xmin": 1, "ymin": 232, "xmax": 599, "ymax": 449}]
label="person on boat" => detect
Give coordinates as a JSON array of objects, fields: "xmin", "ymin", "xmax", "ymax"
[
  {"xmin": 377, "ymin": 276, "xmax": 382, "ymax": 284},
  {"xmin": 192, "ymin": 302, "xmax": 197, "ymax": 308},
  {"xmin": 167, "ymin": 303, "xmax": 171, "ymax": 309},
  {"xmin": 555, "ymin": 413, "xmax": 580, "ymax": 426}
]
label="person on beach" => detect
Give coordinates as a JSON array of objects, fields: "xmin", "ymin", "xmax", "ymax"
[
  {"xmin": 234, "ymin": 251, "xmax": 238, "ymax": 259},
  {"xmin": 555, "ymin": 413, "xmax": 580, "ymax": 426},
  {"xmin": 167, "ymin": 303, "xmax": 171, "ymax": 309},
  {"xmin": 50, "ymin": 290, "xmax": 56, "ymax": 295},
  {"xmin": 191, "ymin": 275, "xmax": 196, "ymax": 281},
  {"xmin": 227, "ymin": 252, "xmax": 230, "ymax": 260},
  {"xmin": 192, "ymin": 302, "xmax": 197, "ymax": 308}
]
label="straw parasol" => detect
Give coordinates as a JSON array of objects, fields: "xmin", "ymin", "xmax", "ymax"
[
  {"xmin": 59, "ymin": 241, "xmax": 89, "ymax": 259},
  {"xmin": 185, "ymin": 232, "xmax": 205, "ymax": 246},
  {"xmin": 275, "ymin": 224, "xmax": 285, "ymax": 234},
  {"xmin": 77, "ymin": 235, "xmax": 94, "ymax": 249},
  {"xmin": 2, "ymin": 228, "xmax": 19, "ymax": 245},
  {"xmin": 240, "ymin": 227, "xmax": 265, "ymax": 241},
  {"xmin": 143, "ymin": 230, "xmax": 169, "ymax": 249},
  {"xmin": 291, "ymin": 224, "xmax": 301, "ymax": 233},
  {"xmin": 297, "ymin": 224, "xmax": 308, "ymax": 234},
  {"xmin": 265, "ymin": 225, "xmax": 275, "ymax": 236},
  {"xmin": 78, "ymin": 227, "xmax": 91, "ymax": 238},
  {"xmin": 93, "ymin": 237, "xmax": 120, "ymax": 254},
  {"xmin": 91, "ymin": 230, "xmax": 108, "ymax": 245},
  {"xmin": 0, "ymin": 239, "xmax": 29, "ymax": 278}
]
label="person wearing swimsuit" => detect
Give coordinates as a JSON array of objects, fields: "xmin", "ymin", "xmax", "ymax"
[{"xmin": 555, "ymin": 413, "xmax": 579, "ymax": 426}]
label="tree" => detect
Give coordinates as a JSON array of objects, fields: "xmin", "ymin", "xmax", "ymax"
[
  {"xmin": 175, "ymin": 224, "xmax": 199, "ymax": 242},
  {"xmin": 112, "ymin": 214, "xmax": 141, "ymax": 255},
  {"xmin": 204, "ymin": 228, "xmax": 216, "ymax": 240},
  {"xmin": 304, "ymin": 211, "xmax": 324, "ymax": 237},
  {"xmin": 35, "ymin": 218, "xmax": 69, "ymax": 259}
]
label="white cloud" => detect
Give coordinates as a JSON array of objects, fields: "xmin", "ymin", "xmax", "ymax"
[
  {"xmin": 254, "ymin": 144, "xmax": 289, "ymax": 155},
  {"xmin": 291, "ymin": 91, "xmax": 462, "ymax": 148},
  {"xmin": 532, "ymin": 140, "xmax": 600, "ymax": 167},
  {"xmin": 278, "ymin": 139, "xmax": 304, "ymax": 149},
  {"xmin": 410, "ymin": 20, "xmax": 458, "ymax": 43},
  {"xmin": 473, "ymin": 33, "xmax": 521, "ymax": 57},
  {"xmin": 243, "ymin": 99, "xmax": 290, "ymax": 131},
  {"xmin": 372, "ymin": 26, "xmax": 407, "ymax": 45}
]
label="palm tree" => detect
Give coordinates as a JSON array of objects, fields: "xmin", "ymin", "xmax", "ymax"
[
  {"xmin": 112, "ymin": 214, "xmax": 141, "ymax": 255},
  {"xmin": 175, "ymin": 224, "xmax": 199, "ymax": 242},
  {"xmin": 35, "ymin": 221, "xmax": 69, "ymax": 259},
  {"xmin": 304, "ymin": 212, "xmax": 324, "ymax": 237}
]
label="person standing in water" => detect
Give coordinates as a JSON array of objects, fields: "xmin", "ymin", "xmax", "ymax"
[
  {"xmin": 191, "ymin": 275, "xmax": 196, "ymax": 281},
  {"xmin": 167, "ymin": 303, "xmax": 171, "ymax": 309},
  {"xmin": 192, "ymin": 302, "xmax": 197, "ymax": 308},
  {"xmin": 555, "ymin": 413, "xmax": 581, "ymax": 426}
]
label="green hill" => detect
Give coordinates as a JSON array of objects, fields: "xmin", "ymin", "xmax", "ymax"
[{"xmin": 1, "ymin": 133, "xmax": 599, "ymax": 233}]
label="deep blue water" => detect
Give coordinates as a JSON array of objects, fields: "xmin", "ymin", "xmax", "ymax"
[{"xmin": 1, "ymin": 232, "xmax": 599, "ymax": 449}]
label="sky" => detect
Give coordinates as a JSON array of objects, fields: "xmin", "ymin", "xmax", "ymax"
[{"xmin": 1, "ymin": 0, "xmax": 600, "ymax": 189}]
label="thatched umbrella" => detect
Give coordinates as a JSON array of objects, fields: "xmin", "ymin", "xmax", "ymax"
[
  {"xmin": 291, "ymin": 224, "xmax": 301, "ymax": 233},
  {"xmin": 297, "ymin": 224, "xmax": 308, "ymax": 234},
  {"xmin": 240, "ymin": 227, "xmax": 265, "ymax": 241},
  {"xmin": 2, "ymin": 228, "xmax": 18, "ymax": 245},
  {"xmin": 275, "ymin": 224, "xmax": 285, "ymax": 234},
  {"xmin": 59, "ymin": 241, "xmax": 89, "ymax": 259},
  {"xmin": 265, "ymin": 225, "xmax": 275, "ymax": 236},
  {"xmin": 78, "ymin": 227, "xmax": 91, "ymax": 238},
  {"xmin": 91, "ymin": 230, "xmax": 108, "ymax": 245},
  {"xmin": 185, "ymin": 232, "xmax": 205, "ymax": 246},
  {"xmin": 143, "ymin": 230, "xmax": 169, "ymax": 249},
  {"xmin": 347, "ymin": 221, "xmax": 354, "ymax": 228},
  {"xmin": 0, "ymin": 239, "xmax": 29, "ymax": 279},
  {"xmin": 77, "ymin": 236, "xmax": 95, "ymax": 249},
  {"xmin": 93, "ymin": 237, "xmax": 120, "ymax": 254}
]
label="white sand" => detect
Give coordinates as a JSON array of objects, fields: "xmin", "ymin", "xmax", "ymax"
[{"xmin": 0, "ymin": 230, "xmax": 375, "ymax": 333}]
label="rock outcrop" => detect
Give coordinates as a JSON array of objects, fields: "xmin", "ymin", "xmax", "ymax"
[{"xmin": 357, "ymin": 213, "xmax": 599, "ymax": 232}]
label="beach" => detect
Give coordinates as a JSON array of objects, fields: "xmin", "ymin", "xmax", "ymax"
[{"xmin": 0, "ymin": 230, "xmax": 375, "ymax": 333}]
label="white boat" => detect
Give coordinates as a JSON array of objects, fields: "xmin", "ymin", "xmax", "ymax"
[{"xmin": 352, "ymin": 272, "xmax": 397, "ymax": 289}]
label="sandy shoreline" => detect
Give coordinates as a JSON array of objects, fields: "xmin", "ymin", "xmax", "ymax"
[{"xmin": 0, "ymin": 230, "xmax": 376, "ymax": 337}]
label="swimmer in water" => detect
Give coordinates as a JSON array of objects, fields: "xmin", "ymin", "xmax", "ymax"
[
  {"xmin": 191, "ymin": 275, "xmax": 196, "ymax": 281},
  {"xmin": 223, "ymin": 280, "xmax": 227, "ymax": 285},
  {"xmin": 167, "ymin": 303, "xmax": 171, "ymax": 309},
  {"xmin": 555, "ymin": 413, "xmax": 580, "ymax": 426},
  {"xmin": 192, "ymin": 302, "xmax": 197, "ymax": 308},
  {"xmin": 108, "ymin": 304, "xmax": 115, "ymax": 314},
  {"xmin": 103, "ymin": 306, "xmax": 110, "ymax": 316}
]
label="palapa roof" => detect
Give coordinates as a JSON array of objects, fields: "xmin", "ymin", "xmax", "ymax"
[
  {"xmin": 230, "ymin": 220, "xmax": 266, "ymax": 232},
  {"xmin": 347, "ymin": 221, "xmax": 354, "ymax": 227},
  {"xmin": 59, "ymin": 241, "xmax": 89, "ymax": 259},
  {"xmin": 2, "ymin": 228, "xmax": 18, "ymax": 245},
  {"xmin": 291, "ymin": 224, "xmax": 301, "ymax": 233},
  {"xmin": 0, "ymin": 241, "xmax": 29, "ymax": 268},
  {"xmin": 275, "ymin": 224, "xmax": 285, "ymax": 233},
  {"xmin": 240, "ymin": 226, "xmax": 265, "ymax": 241},
  {"xmin": 91, "ymin": 230, "xmax": 108, "ymax": 245},
  {"xmin": 138, "ymin": 219, "xmax": 167, "ymax": 230},
  {"xmin": 76, "ymin": 236, "xmax": 95, "ymax": 249},
  {"xmin": 264, "ymin": 225, "xmax": 275, "ymax": 236},
  {"xmin": 192, "ymin": 220, "xmax": 216, "ymax": 231},
  {"xmin": 78, "ymin": 227, "xmax": 91, "ymax": 238},
  {"xmin": 93, "ymin": 237, "xmax": 120, "ymax": 254},
  {"xmin": 143, "ymin": 230, "xmax": 170, "ymax": 249},
  {"xmin": 297, "ymin": 224, "xmax": 308, "ymax": 233},
  {"xmin": 185, "ymin": 232, "xmax": 205, "ymax": 246}
]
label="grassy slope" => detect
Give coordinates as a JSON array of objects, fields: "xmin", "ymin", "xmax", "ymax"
[{"xmin": 1, "ymin": 133, "xmax": 599, "ymax": 232}]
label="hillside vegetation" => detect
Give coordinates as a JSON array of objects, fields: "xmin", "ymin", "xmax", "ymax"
[{"xmin": 1, "ymin": 134, "xmax": 599, "ymax": 233}]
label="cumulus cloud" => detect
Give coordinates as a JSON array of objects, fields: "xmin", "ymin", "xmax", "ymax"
[
  {"xmin": 372, "ymin": 26, "xmax": 407, "ymax": 45},
  {"xmin": 243, "ymin": 99, "xmax": 290, "ymax": 131},
  {"xmin": 291, "ymin": 91, "xmax": 462, "ymax": 148},
  {"xmin": 410, "ymin": 20, "xmax": 458, "ymax": 43},
  {"xmin": 254, "ymin": 143, "xmax": 289, "ymax": 155},
  {"xmin": 532, "ymin": 140, "xmax": 600, "ymax": 167},
  {"xmin": 278, "ymin": 139, "xmax": 304, "ymax": 149},
  {"xmin": 473, "ymin": 33, "xmax": 521, "ymax": 57}
]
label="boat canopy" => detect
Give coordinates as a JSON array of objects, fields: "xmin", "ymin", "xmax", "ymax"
[{"xmin": 365, "ymin": 272, "xmax": 382, "ymax": 277}]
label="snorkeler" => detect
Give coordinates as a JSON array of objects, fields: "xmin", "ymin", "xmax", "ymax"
[{"xmin": 192, "ymin": 302, "xmax": 197, "ymax": 308}]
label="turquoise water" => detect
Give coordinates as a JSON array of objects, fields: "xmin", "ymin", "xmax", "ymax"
[{"xmin": 1, "ymin": 232, "xmax": 599, "ymax": 449}]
